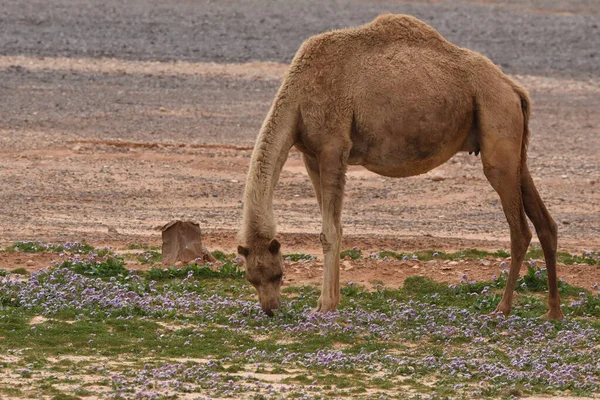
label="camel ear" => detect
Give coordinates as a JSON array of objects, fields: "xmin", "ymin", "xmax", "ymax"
[
  {"xmin": 237, "ymin": 245, "xmax": 250, "ymax": 258},
  {"xmin": 268, "ymin": 239, "xmax": 281, "ymax": 254}
]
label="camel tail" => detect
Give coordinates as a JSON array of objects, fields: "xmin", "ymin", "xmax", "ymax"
[{"xmin": 513, "ymin": 84, "xmax": 531, "ymax": 167}]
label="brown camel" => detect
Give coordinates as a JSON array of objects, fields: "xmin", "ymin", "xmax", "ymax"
[{"xmin": 237, "ymin": 14, "xmax": 563, "ymax": 319}]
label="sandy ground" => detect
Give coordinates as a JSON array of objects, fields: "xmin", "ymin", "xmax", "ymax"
[
  {"xmin": 0, "ymin": 0, "xmax": 599, "ymax": 288},
  {"xmin": 0, "ymin": 57, "xmax": 598, "ymax": 251}
]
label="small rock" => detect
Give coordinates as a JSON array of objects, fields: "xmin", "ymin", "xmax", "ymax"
[
  {"xmin": 448, "ymin": 261, "xmax": 459, "ymax": 266},
  {"xmin": 26, "ymin": 260, "xmax": 35, "ymax": 266},
  {"xmin": 430, "ymin": 175, "xmax": 446, "ymax": 182},
  {"xmin": 202, "ymin": 247, "xmax": 217, "ymax": 263},
  {"xmin": 108, "ymin": 227, "xmax": 119, "ymax": 234},
  {"xmin": 174, "ymin": 261, "xmax": 184, "ymax": 267},
  {"xmin": 562, "ymin": 220, "xmax": 570, "ymax": 225},
  {"xmin": 159, "ymin": 107, "xmax": 167, "ymax": 112}
]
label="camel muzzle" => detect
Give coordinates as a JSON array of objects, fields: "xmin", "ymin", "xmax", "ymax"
[{"xmin": 260, "ymin": 298, "xmax": 281, "ymax": 317}]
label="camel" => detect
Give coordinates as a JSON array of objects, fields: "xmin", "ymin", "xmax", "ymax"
[{"xmin": 237, "ymin": 14, "xmax": 563, "ymax": 319}]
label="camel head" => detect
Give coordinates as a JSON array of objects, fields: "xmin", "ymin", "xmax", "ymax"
[{"xmin": 237, "ymin": 239, "xmax": 283, "ymax": 316}]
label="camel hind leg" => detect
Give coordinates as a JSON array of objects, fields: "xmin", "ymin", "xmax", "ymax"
[
  {"xmin": 521, "ymin": 165, "xmax": 563, "ymax": 319},
  {"xmin": 483, "ymin": 157, "xmax": 531, "ymax": 316},
  {"xmin": 478, "ymin": 100, "xmax": 532, "ymax": 316}
]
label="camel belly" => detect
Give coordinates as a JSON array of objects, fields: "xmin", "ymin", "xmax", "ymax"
[
  {"xmin": 356, "ymin": 156, "xmax": 451, "ymax": 178},
  {"xmin": 347, "ymin": 110, "xmax": 475, "ymax": 178},
  {"xmin": 350, "ymin": 148, "xmax": 457, "ymax": 178}
]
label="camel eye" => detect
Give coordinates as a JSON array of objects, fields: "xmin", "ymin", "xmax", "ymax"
[{"xmin": 271, "ymin": 273, "xmax": 283, "ymax": 283}]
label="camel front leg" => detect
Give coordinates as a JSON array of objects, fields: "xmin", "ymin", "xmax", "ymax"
[
  {"xmin": 302, "ymin": 153, "xmax": 323, "ymax": 214},
  {"xmin": 313, "ymin": 148, "xmax": 347, "ymax": 313}
]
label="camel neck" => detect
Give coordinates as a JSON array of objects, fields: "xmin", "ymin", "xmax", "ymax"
[{"xmin": 241, "ymin": 94, "xmax": 297, "ymax": 244}]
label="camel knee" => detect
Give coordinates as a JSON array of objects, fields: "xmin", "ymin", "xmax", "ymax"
[
  {"xmin": 511, "ymin": 226, "xmax": 531, "ymax": 256},
  {"xmin": 520, "ymin": 228, "xmax": 533, "ymax": 251},
  {"xmin": 529, "ymin": 211, "xmax": 558, "ymax": 254},
  {"xmin": 540, "ymin": 218, "xmax": 558, "ymax": 250},
  {"xmin": 547, "ymin": 218, "xmax": 558, "ymax": 240},
  {"xmin": 320, "ymin": 229, "xmax": 341, "ymax": 253},
  {"xmin": 319, "ymin": 233, "xmax": 331, "ymax": 252}
]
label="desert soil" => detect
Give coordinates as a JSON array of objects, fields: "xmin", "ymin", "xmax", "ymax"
[{"xmin": 0, "ymin": 0, "xmax": 598, "ymax": 288}]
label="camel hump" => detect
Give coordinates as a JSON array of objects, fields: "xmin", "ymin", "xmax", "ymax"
[
  {"xmin": 367, "ymin": 14, "xmax": 446, "ymax": 42},
  {"xmin": 291, "ymin": 14, "xmax": 451, "ymax": 74}
]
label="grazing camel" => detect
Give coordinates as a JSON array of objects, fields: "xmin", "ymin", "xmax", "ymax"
[{"xmin": 238, "ymin": 14, "xmax": 563, "ymax": 319}]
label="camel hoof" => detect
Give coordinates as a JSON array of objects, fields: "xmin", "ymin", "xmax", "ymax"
[
  {"xmin": 310, "ymin": 305, "xmax": 337, "ymax": 315},
  {"xmin": 310, "ymin": 298, "xmax": 338, "ymax": 315},
  {"xmin": 542, "ymin": 309, "xmax": 565, "ymax": 320},
  {"xmin": 309, "ymin": 307, "xmax": 322, "ymax": 316},
  {"xmin": 491, "ymin": 304, "xmax": 511, "ymax": 317}
]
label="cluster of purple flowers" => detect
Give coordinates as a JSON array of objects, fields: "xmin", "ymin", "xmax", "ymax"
[{"xmin": 3, "ymin": 265, "xmax": 600, "ymax": 398}]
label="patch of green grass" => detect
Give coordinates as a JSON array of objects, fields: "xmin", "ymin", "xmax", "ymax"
[
  {"xmin": 377, "ymin": 248, "xmax": 510, "ymax": 261},
  {"xmin": 4, "ymin": 241, "xmax": 116, "ymax": 259},
  {"xmin": 373, "ymin": 248, "xmax": 600, "ymax": 267},
  {"xmin": 146, "ymin": 261, "xmax": 244, "ymax": 281},
  {"xmin": 51, "ymin": 394, "xmax": 81, "ymax": 400},
  {"xmin": 211, "ymin": 250, "xmax": 236, "ymax": 262},
  {"xmin": 340, "ymin": 249, "xmax": 362, "ymax": 260},
  {"xmin": 284, "ymin": 253, "xmax": 316, "ymax": 262},
  {"xmin": 6, "ymin": 241, "xmax": 60, "ymax": 253},
  {"xmin": 517, "ymin": 264, "xmax": 580, "ymax": 296},
  {"xmin": 1, "ymin": 387, "xmax": 23, "ymax": 396},
  {"xmin": 11, "ymin": 267, "xmax": 29, "ymax": 276},
  {"xmin": 556, "ymin": 251, "xmax": 600, "ymax": 265},
  {"xmin": 126, "ymin": 243, "xmax": 151, "ymax": 250},
  {"xmin": 58, "ymin": 256, "xmax": 128, "ymax": 278},
  {"xmin": 341, "ymin": 282, "xmax": 368, "ymax": 298},
  {"xmin": 6, "ymin": 241, "xmax": 97, "ymax": 254},
  {"xmin": 72, "ymin": 387, "xmax": 93, "ymax": 396},
  {"xmin": 135, "ymin": 250, "xmax": 162, "ymax": 264}
]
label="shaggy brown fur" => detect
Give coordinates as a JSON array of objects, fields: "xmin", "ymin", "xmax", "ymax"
[{"xmin": 238, "ymin": 14, "xmax": 562, "ymax": 319}]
